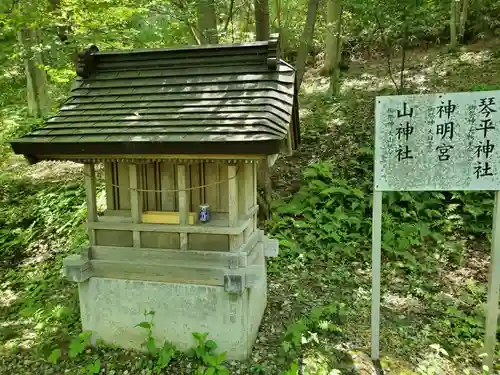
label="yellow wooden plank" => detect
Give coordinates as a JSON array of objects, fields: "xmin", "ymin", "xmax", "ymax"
[{"xmin": 142, "ymin": 211, "xmax": 196, "ymax": 225}]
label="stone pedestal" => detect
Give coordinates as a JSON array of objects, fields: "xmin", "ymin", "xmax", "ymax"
[{"xmin": 76, "ymin": 243, "xmax": 270, "ymax": 360}]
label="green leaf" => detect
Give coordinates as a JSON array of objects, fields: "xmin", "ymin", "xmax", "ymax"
[
  {"xmin": 136, "ymin": 321, "xmax": 151, "ymax": 329},
  {"xmin": 146, "ymin": 336, "xmax": 157, "ymax": 355},
  {"xmin": 281, "ymin": 341, "xmax": 292, "ymax": 353},
  {"xmin": 217, "ymin": 368, "xmax": 229, "ymax": 375},
  {"xmin": 47, "ymin": 348, "xmax": 61, "ymax": 364},
  {"xmin": 69, "ymin": 339, "xmax": 85, "ymax": 358},
  {"xmin": 91, "ymin": 359, "xmax": 100, "ymax": 374},
  {"xmin": 204, "ymin": 367, "xmax": 215, "ymax": 375},
  {"xmin": 205, "ymin": 339, "xmax": 217, "ymax": 350},
  {"xmin": 205, "ymin": 354, "xmax": 217, "ymax": 367},
  {"xmin": 218, "ymin": 352, "xmax": 227, "ymax": 362}
]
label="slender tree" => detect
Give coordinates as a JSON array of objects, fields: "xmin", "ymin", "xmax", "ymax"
[
  {"xmin": 450, "ymin": 0, "xmax": 458, "ymax": 50},
  {"xmin": 197, "ymin": 0, "xmax": 218, "ymax": 44},
  {"xmin": 325, "ymin": 0, "xmax": 343, "ymax": 96},
  {"xmin": 255, "ymin": 0, "xmax": 270, "ymax": 41},
  {"xmin": 295, "ymin": 0, "xmax": 320, "ymax": 88},
  {"xmin": 458, "ymin": 0, "xmax": 469, "ymax": 42},
  {"xmin": 16, "ymin": 1, "xmax": 50, "ymax": 118},
  {"xmin": 18, "ymin": 29, "xmax": 50, "ymax": 118}
]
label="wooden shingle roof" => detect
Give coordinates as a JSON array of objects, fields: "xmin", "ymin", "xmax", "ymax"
[{"xmin": 11, "ymin": 35, "xmax": 300, "ymax": 161}]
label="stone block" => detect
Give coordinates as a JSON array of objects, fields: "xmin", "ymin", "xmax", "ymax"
[
  {"xmin": 263, "ymin": 237, "xmax": 279, "ymax": 258},
  {"xmin": 77, "ymin": 244, "xmax": 267, "ymax": 360},
  {"xmin": 64, "ymin": 255, "xmax": 91, "ymax": 282}
]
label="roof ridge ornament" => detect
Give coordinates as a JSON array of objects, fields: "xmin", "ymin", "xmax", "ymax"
[
  {"xmin": 76, "ymin": 45, "xmax": 99, "ymax": 78},
  {"xmin": 267, "ymin": 34, "xmax": 280, "ymax": 70}
]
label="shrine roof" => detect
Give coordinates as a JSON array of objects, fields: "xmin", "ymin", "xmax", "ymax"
[{"xmin": 11, "ymin": 34, "xmax": 300, "ymax": 161}]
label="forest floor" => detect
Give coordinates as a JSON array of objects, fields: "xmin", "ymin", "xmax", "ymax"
[{"xmin": 1, "ymin": 39, "xmax": 500, "ymax": 375}]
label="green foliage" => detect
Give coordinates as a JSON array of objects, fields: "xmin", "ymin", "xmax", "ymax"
[
  {"xmin": 68, "ymin": 331, "xmax": 93, "ymax": 359},
  {"xmin": 134, "ymin": 318, "xmax": 228, "ymax": 375},
  {"xmin": 280, "ymin": 301, "xmax": 344, "ymax": 360},
  {"xmin": 470, "ymin": 83, "xmax": 500, "ymax": 92},
  {"xmin": 270, "ymin": 161, "xmax": 494, "ymax": 271},
  {"xmin": 189, "ymin": 332, "xmax": 229, "ymax": 375},
  {"xmin": 135, "ymin": 310, "xmax": 177, "ymax": 374},
  {"xmin": 0, "ymin": 0, "xmax": 499, "ymax": 373},
  {"xmin": 48, "ymin": 331, "xmax": 102, "ymax": 375},
  {"xmin": 279, "ymin": 361, "xmax": 299, "ymax": 375},
  {"xmin": 0, "ymin": 174, "xmax": 87, "ymax": 266}
]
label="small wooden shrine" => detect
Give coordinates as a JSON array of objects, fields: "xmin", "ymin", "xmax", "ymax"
[{"xmin": 10, "ymin": 35, "xmax": 299, "ymax": 359}]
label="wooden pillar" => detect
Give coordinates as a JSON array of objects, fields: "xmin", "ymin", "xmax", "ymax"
[
  {"xmin": 129, "ymin": 164, "xmax": 141, "ymax": 248},
  {"xmin": 177, "ymin": 164, "xmax": 188, "ymax": 250},
  {"xmin": 103, "ymin": 162, "xmax": 115, "ymax": 210},
  {"xmin": 243, "ymin": 162, "xmax": 255, "ymax": 243},
  {"xmin": 84, "ymin": 163, "xmax": 97, "ymax": 245},
  {"xmin": 228, "ymin": 165, "xmax": 242, "ymax": 251}
]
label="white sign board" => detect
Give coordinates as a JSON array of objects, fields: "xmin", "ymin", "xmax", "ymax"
[{"xmin": 375, "ymin": 91, "xmax": 500, "ymax": 191}]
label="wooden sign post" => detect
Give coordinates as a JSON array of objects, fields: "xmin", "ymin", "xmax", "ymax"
[{"xmin": 373, "ymin": 91, "xmax": 500, "ymax": 370}]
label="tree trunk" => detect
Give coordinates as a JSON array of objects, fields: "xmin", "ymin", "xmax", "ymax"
[
  {"xmin": 18, "ymin": 28, "xmax": 50, "ymax": 118},
  {"xmin": 50, "ymin": 0, "xmax": 69, "ymax": 43},
  {"xmin": 295, "ymin": 0, "xmax": 320, "ymax": 88},
  {"xmin": 255, "ymin": 0, "xmax": 270, "ymax": 41},
  {"xmin": 459, "ymin": 0, "xmax": 469, "ymax": 42},
  {"xmin": 197, "ymin": 0, "xmax": 218, "ymax": 44},
  {"xmin": 275, "ymin": 0, "xmax": 282, "ymax": 31},
  {"xmin": 450, "ymin": 0, "xmax": 458, "ymax": 50},
  {"xmin": 242, "ymin": 0, "xmax": 254, "ymax": 33},
  {"xmin": 326, "ymin": 0, "xmax": 343, "ymax": 96}
]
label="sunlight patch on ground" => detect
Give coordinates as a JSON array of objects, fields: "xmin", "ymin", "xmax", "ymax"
[
  {"xmin": 458, "ymin": 50, "xmax": 492, "ymax": 65},
  {"xmin": 0, "ymin": 319, "xmax": 38, "ymax": 351},
  {"xmin": 4, "ymin": 156, "xmax": 83, "ymax": 183},
  {"xmin": 299, "ymin": 107, "xmax": 312, "ymax": 120},
  {"xmin": 405, "ymin": 73, "xmax": 431, "ymax": 92},
  {"xmin": 383, "ymin": 292, "xmax": 423, "ymax": 313},
  {"xmin": 302, "ymin": 77, "xmax": 330, "ymax": 94},
  {"xmin": 381, "ymin": 355, "xmax": 419, "ymax": 375},
  {"xmin": 0, "ymin": 287, "xmax": 18, "ymax": 308},
  {"xmin": 341, "ymin": 75, "xmax": 394, "ymax": 94},
  {"xmin": 444, "ymin": 253, "xmax": 489, "ymax": 293}
]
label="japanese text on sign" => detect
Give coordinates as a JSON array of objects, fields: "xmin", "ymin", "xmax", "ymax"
[{"xmin": 375, "ymin": 91, "xmax": 500, "ymax": 191}]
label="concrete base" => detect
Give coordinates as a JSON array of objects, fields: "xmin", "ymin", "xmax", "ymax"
[{"xmin": 77, "ymin": 252, "xmax": 267, "ymax": 360}]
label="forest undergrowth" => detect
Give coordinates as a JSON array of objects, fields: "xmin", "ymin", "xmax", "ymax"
[{"xmin": 1, "ymin": 40, "xmax": 500, "ymax": 374}]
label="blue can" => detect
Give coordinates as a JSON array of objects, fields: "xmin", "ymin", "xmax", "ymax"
[{"xmin": 199, "ymin": 204, "xmax": 211, "ymax": 223}]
